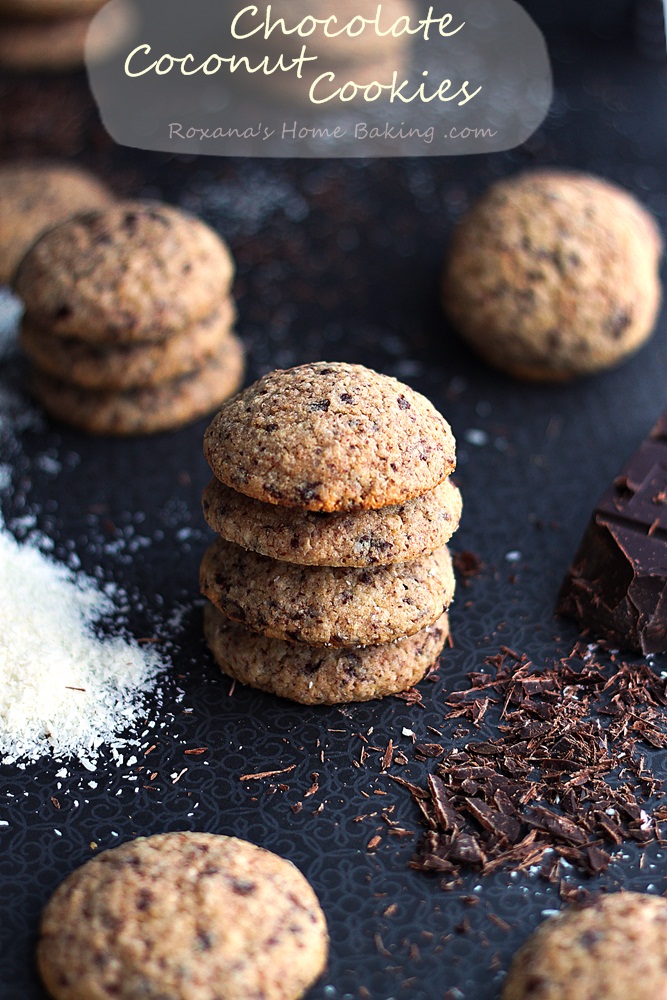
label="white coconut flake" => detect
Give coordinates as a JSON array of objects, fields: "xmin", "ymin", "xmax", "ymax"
[
  {"xmin": 464, "ymin": 428, "xmax": 489, "ymax": 447},
  {"xmin": 0, "ymin": 522, "xmax": 165, "ymax": 766}
]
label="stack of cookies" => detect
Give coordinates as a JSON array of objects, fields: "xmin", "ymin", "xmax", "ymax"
[
  {"xmin": 200, "ymin": 361, "xmax": 461, "ymax": 705},
  {"xmin": 0, "ymin": 0, "xmax": 105, "ymax": 73},
  {"xmin": 13, "ymin": 201, "xmax": 244, "ymax": 435}
]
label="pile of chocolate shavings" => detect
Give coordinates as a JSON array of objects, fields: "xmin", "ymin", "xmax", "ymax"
[{"xmin": 393, "ymin": 646, "xmax": 667, "ymax": 881}]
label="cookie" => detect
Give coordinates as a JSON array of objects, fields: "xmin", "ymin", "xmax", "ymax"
[
  {"xmin": 200, "ymin": 536, "xmax": 454, "ymax": 646},
  {"xmin": 0, "ymin": 0, "xmax": 104, "ymax": 19},
  {"xmin": 0, "ymin": 161, "xmax": 111, "ymax": 284},
  {"xmin": 202, "ymin": 475, "xmax": 462, "ymax": 567},
  {"xmin": 442, "ymin": 170, "xmax": 663, "ymax": 382},
  {"xmin": 0, "ymin": 14, "xmax": 92, "ymax": 73},
  {"xmin": 31, "ymin": 332, "xmax": 244, "ymax": 435},
  {"xmin": 204, "ymin": 601, "xmax": 449, "ymax": 704},
  {"xmin": 37, "ymin": 831, "xmax": 328, "ymax": 1000},
  {"xmin": 21, "ymin": 297, "xmax": 237, "ymax": 390},
  {"xmin": 502, "ymin": 892, "xmax": 667, "ymax": 1000},
  {"xmin": 14, "ymin": 201, "xmax": 236, "ymax": 342},
  {"xmin": 204, "ymin": 362, "xmax": 455, "ymax": 512}
]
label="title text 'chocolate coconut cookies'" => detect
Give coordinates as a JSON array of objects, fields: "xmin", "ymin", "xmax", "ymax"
[
  {"xmin": 502, "ymin": 892, "xmax": 667, "ymax": 1000},
  {"xmin": 201, "ymin": 361, "xmax": 461, "ymax": 704},
  {"xmin": 442, "ymin": 170, "xmax": 663, "ymax": 382},
  {"xmin": 37, "ymin": 831, "xmax": 329, "ymax": 1000},
  {"xmin": 0, "ymin": 161, "xmax": 112, "ymax": 285},
  {"xmin": 14, "ymin": 201, "xmax": 244, "ymax": 435}
]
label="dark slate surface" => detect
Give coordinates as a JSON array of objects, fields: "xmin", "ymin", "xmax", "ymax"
[{"xmin": 1, "ymin": 6, "xmax": 667, "ymax": 999}]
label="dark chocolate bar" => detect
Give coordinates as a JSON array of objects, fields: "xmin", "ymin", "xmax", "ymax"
[{"xmin": 557, "ymin": 407, "xmax": 667, "ymax": 655}]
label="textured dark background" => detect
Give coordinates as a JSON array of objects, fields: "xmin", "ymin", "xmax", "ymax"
[{"xmin": 1, "ymin": 3, "xmax": 667, "ymax": 998}]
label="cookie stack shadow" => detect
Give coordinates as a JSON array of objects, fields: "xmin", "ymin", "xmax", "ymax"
[
  {"xmin": 13, "ymin": 200, "xmax": 244, "ymax": 435},
  {"xmin": 200, "ymin": 361, "xmax": 462, "ymax": 705}
]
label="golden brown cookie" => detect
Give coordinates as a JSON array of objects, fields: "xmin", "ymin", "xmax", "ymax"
[
  {"xmin": 202, "ymin": 475, "xmax": 462, "ymax": 567},
  {"xmin": 204, "ymin": 601, "xmax": 449, "ymax": 704},
  {"xmin": 14, "ymin": 201, "xmax": 236, "ymax": 342},
  {"xmin": 21, "ymin": 297, "xmax": 237, "ymax": 390},
  {"xmin": 200, "ymin": 536, "xmax": 455, "ymax": 646},
  {"xmin": 37, "ymin": 831, "xmax": 328, "ymax": 1000},
  {"xmin": 0, "ymin": 161, "xmax": 111, "ymax": 284},
  {"xmin": 204, "ymin": 362, "xmax": 455, "ymax": 512},
  {"xmin": 442, "ymin": 170, "xmax": 663, "ymax": 382},
  {"xmin": 31, "ymin": 332, "xmax": 244, "ymax": 435},
  {"xmin": 502, "ymin": 892, "xmax": 667, "ymax": 1000}
]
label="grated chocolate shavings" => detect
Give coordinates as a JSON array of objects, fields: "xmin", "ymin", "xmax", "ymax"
[
  {"xmin": 399, "ymin": 647, "xmax": 667, "ymax": 878},
  {"xmin": 452, "ymin": 550, "xmax": 484, "ymax": 587}
]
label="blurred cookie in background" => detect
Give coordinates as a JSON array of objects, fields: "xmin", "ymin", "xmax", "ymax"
[
  {"xmin": 14, "ymin": 200, "xmax": 243, "ymax": 435},
  {"xmin": 442, "ymin": 169, "xmax": 663, "ymax": 382},
  {"xmin": 0, "ymin": 0, "xmax": 104, "ymax": 18},
  {"xmin": 0, "ymin": 0, "xmax": 136, "ymax": 73},
  {"xmin": 0, "ymin": 161, "xmax": 112, "ymax": 284}
]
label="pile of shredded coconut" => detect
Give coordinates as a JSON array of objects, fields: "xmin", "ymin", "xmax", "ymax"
[{"xmin": 0, "ymin": 522, "xmax": 165, "ymax": 766}]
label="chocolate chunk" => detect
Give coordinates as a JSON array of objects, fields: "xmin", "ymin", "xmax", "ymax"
[{"xmin": 557, "ymin": 406, "xmax": 667, "ymax": 654}]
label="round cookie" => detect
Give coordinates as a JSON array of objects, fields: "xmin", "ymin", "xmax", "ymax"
[
  {"xmin": 200, "ymin": 536, "xmax": 455, "ymax": 646},
  {"xmin": 0, "ymin": 162, "xmax": 111, "ymax": 284},
  {"xmin": 442, "ymin": 170, "xmax": 663, "ymax": 382},
  {"xmin": 37, "ymin": 831, "xmax": 328, "ymax": 1000},
  {"xmin": 204, "ymin": 362, "xmax": 455, "ymax": 512},
  {"xmin": 31, "ymin": 332, "xmax": 244, "ymax": 435},
  {"xmin": 14, "ymin": 201, "xmax": 236, "ymax": 342},
  {"xmin": 502, "ymin": 892, "xmax": 667, "ymax": 1000},
  {"xmin": 202, "ymin": 475, "xmax": 462, "ymax": 567},
  {"xmin": 204, "ymin": 601, "xmax": 449, "ymax": 704},
  {"xmin": 21, "ymin": 297, "xmax": 237, "ymax": 390},
  {"xmin": 0, "ymin": 0, "xmax": 104, "ymax": 19}
]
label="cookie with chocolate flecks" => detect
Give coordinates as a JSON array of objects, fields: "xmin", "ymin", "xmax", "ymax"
[
  {"xmin": 204, "ymin": 602, "xmax": 449, "ymax": 704},
  {"xmin": 442, "ymin": 170, "xmax": 663, "ymax": 381},
  {"xmin": 14, "ymin": 201, "xmax": 235, "ymax": 342},
  {"xmin": 200, "ymin": 536, "xmax": 455, "ymax": 646},
  {"xmin": 502, "ymin": 892, "xmax": 667, "ymax": 1000},
  {"xmin": 204, "ymin": 362, "xmax": 455, "ymax": 512},
  {"xmin": 31, "ymin": 333, "xmax": 244, "ymax": 435},
  {"xmin": 202, "ymin": 475, "xmax": 461, "ymax": 567},
  {"xmin": 38, "ymin": 831, "xmax": 328, "ymax": 1000},
  {"xmin": 21, "ymin": 297, "xmax": 237, "ymax": 390}
]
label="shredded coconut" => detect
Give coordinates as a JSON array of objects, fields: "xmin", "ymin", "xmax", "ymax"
[{"xmin": 0, "ymin": 523, "xmax": 165, "ymax": 765}]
